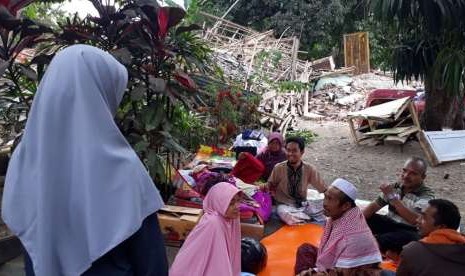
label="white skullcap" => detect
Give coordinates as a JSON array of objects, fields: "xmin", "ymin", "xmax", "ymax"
[{"xmin": 331, "ymin": 178, "xmax": 357, "ymax": 201}]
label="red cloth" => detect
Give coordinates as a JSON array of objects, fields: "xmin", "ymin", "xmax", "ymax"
[
  {"xmin": 240, "ymin": 210, "xmax": 255, "ymax": 219},
  {"xmin": 231, "ymin": 152, "xmax": 265, "ymax": 183},
  {"xmin": 295, "ymin": 243, "xmax": 318, "ymax": 274}
]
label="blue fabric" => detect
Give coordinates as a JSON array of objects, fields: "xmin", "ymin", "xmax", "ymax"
[
  {"xmin": 380, "ymin": 270, "xmax": 396, "ymax": 276},
  {"xmin": 242, "ymin": 130, "xmax": 264, "ymax": 140},
  {"xmin": 24, "ymin": 213, "xmax": 168, "ymax": 276},
  {"xmin": 3, "ymin": 45, "xmax": 164, "ymax": 276}
]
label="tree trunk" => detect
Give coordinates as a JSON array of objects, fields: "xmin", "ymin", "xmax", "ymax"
[
  {"xmin": 451, "ymin": 91, "xmax": 465, "ymax": 130},
  {"xmin": 423, "ymin": 77, "xmax": 445, "ymax": 130},
  {"xmin": 423, "ymin": 77, "xmax": 465, "ymax": 130}
]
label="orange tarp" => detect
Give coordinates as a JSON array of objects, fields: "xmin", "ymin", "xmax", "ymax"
[
  {"xmin": 258, "ymin": 224, "xmax": 324, "ymax": 276},
  {"xmin": 258, "ymin": 223, "xmax": 396, "ymax": 275}
]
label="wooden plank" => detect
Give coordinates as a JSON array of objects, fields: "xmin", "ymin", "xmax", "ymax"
[
  {"xmin": 290, "ymin": 37, "xmax": 299, "ymax": 81},
  {"xmin": 392, "ymin": 114, "xmax": 412, "ymax": 128},
  {"xmin": 384, "ymin": 135, "xmax": 408, "ymax": 145},
  {"xmin": 309, "ymin": 56, "xmax": 335, "ymax": 71},
  {"xmin": 348, "ymin": 118, "xmax": 360, "ymax": 145},
  {"xmin": 365, "ymin": 126, "xmax": 412, "ymax": 136},
  {"xmin": 241, "ymin": 222, "xmax": 264, "ymax": 240},
  {"xmin": 307, "ymin": 67, "xmax": 356, "ymax": 82},
  {"xmin": 348, "ymin": 97, "xmax": 411, "ymax": 121},
  {"xmin": 417, "ymin": 131, "xmax": 440, "ymax": 166},
  {"xmin": 256, "ymin": 110, "xmax": 284, "ymax": 121},
  {"xmin": 409, "ymin": 102, "xmax": 422, "ymax": 128},
  {"xmin": 393, "ymin": 98, "xmax": 412, "ymax": 121},
  {"xmin": 199, "ymin": 12, "xmax": 259, "ymax": 35},
  {"xmin": 179, "ymin": 215, "xmax": 201, "ymax": 223},
  {"xmin": 367, "ymin": 120, "xmax": 376, "ymax": 132},
  {"xmin": 159, "ymin": 205, "xmax": 203, "ymax": 216},
  {"xmin": 398, "ymin": 126, "xmax": 420, "ymax": 137},
  {"xmin": 0, "ymin": 146, "xmax": 11, "ymax": 156}
]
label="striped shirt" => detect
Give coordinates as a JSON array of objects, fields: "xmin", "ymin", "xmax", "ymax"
[{"xmin": 375, "ymin": 183, "xmax": 435, "ymax": 226}]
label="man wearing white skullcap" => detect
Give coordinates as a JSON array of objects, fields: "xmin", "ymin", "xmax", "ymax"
[{"xmin": 295, "ymin": 178, "xmax": 381, "ymax": 275}]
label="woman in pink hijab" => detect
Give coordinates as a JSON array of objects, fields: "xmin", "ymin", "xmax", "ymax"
[{"xmin": 170, "ymin": 182, "xmax": 242, "ymax": 276}]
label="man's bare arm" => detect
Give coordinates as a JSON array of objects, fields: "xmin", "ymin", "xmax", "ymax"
[
  {"xmin": 389, "ymin": 199, "xmax": 420, "ymax": 225},
  {"xmin": 362, "ymin": 202, "xmax": 382, "ymax": 219}
]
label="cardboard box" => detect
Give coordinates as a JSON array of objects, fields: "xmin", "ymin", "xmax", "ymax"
[
  {"xmin": 158, "ymin": 205, "xmax": 265, "ymax": 245},
  {"xmin": 241, "ymin": 222, "xmax": 265, "ymax": 240},
  {"xmin": 158, "ymin": 205, "xmax": 203, "ymax": 246}
]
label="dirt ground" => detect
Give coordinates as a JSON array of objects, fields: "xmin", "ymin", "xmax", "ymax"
[{"xmin": 298, "ymin": 119, "xmax": 465, "ymax": 220}]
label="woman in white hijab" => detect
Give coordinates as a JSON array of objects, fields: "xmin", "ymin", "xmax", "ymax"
[{"xmin": 1, "ymin": 45, "xmax": 168, "ymax": 276}]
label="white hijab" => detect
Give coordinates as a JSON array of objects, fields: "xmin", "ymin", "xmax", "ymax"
[{"xmin": 1, "ymin": 45, "xmax": 164, "ymax": 276}]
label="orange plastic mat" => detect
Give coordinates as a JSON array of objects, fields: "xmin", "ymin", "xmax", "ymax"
[
  {"xmin": 257, "ymin": 223, "xmax": 397, "ymax": 276},
  {"xmin": 258, "ymin": 224, "xmax": 324, "ymax": 276},
  {"xmin": 380, "ymin": 260, "xmax": 398, "ymax": 272}
]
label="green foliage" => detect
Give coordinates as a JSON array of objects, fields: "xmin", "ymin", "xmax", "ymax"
[
  {"xmin": 171, "ymin": 104, "xmax": 216, "ymax": 150},
  {"xmin": 21, "ymin": 2, "xmax": 67, "ymax": 27},
  {"xmin": 0, "ymin": 0, "xmax": 223, "ymax": 198},
  {"xmin": 0, "ymin": 7, "xmax": 54, "ymax": 141},
  {"xmin": 199, "ymin": 0, "xmax": 369, "ymax": 65},
  {"xmin": 248, "ymin": 48, "xmax": 313, "ymax": 93},
  {"xmin": 286, "ymin": 129, "xmax": 318, "ymax": 144},
  {"xmin": 371, "ymin": 0, "xmax": 465, "ymax": 129}
]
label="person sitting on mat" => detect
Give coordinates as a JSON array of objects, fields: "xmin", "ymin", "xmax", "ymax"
[
  {"xmin": 170, "ymin": 182, "xmax": 242, "ymax": 276},
  {"xmin": 256, "ymin": 132, "xmax": 287, "ymax": 181},
  {"xmin": 397, "ymin": 199, "xmax": 465, "ymax": 275},
  {"xmin": 363, "ymin": 157, "xmax": 435, "ymax": 261},
  {"xmin": 295, "ymin": 179, "xmax": 382, "ymax": 275},
  {"xmin": 266, "ymin": 136, "xmax": 327, "ymax": 224}
]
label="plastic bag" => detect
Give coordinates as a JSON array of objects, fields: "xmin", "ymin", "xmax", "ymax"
[
  {"xmin": 241, "ymin": 237, "xmax": 267, "ymax": 274},
  {"xmin": 302, "ymin": 199, "xmax": 326, "ymax": 223},
  {"xmin": 252, "ymin": 191, "xmax": 272, "ymax": 222},
  {"xmin": 239, "ymin": 191, "xmax": 272, "ymax": 223},
  {"xmin": 277, "ymin": 204, "xmax": 311, "ymax": 225}
]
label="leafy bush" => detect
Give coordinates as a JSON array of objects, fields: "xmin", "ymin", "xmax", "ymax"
[{"xmin": 286, "ymin": 129, "xmax": 318, "ymax": 144}]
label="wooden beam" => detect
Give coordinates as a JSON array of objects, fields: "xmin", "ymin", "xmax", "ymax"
[
  {"xmin": 348, "ymin": 118, "xmax": 360, "ymax": 145},
  {"xmin": 409, "ymin": 102, "xmax": 422, "ymax": 128},
  {"xmin": 256, "ymin": 110, "xmax": 284, "ymax": 121},
  {"xmin": 416, "ymin": 131, "xmax": 440, "ymax": 166},
  {"xmin": 290, "ymin": 37, "xmax": 300, "ymax": 81},
  {"xmin": 0, "ymin": 147, "xmax": 10, "ymax": 156},
  {"xmin": 384, "ymin": 135, "xmax": 408, "ymax": 145}
]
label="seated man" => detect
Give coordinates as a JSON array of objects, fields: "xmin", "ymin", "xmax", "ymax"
[
  {"xmin": 363, "ymin": 157, "xmax": 435, "ymax": 259},
  {"xmin": 295, "ymin": 179, "xmax": 382, "ymax": 275},
  {"xmin": 397, "ymin": 199, "xmax": 465, "ymax": 275},
  {"xmin": 267, "ymin": 136, "xmax": 327, "ymax": 224}
]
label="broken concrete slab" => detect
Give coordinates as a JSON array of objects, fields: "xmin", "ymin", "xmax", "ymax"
[{"xmin": 314, "ymin": 75, "xmax": 353, "ymax": 91}]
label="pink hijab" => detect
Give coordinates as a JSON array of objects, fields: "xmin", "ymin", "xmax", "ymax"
[{"xmin": 170, "ymin": 182, "xmax": 241, "ymax": 276}]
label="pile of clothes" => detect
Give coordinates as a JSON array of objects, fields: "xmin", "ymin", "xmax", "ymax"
[{"xmin": 171, "ymin": 159, "xmax": 272, "ymax": 224}]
